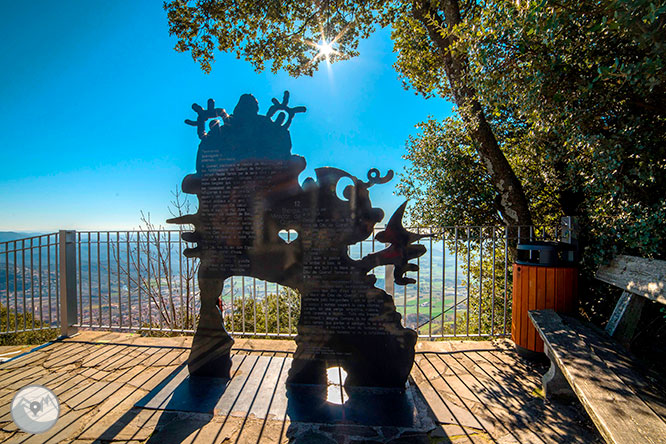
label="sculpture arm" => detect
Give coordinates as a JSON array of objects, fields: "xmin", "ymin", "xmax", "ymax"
[{"xmin": 356, "ymin": 243, "xmax": 427, "ymax": 286}]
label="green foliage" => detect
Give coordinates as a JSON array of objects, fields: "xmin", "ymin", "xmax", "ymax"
[
  {"xmin": 0, "ymin": 304, "xmax": 58, "ymax": 346},
  {"xmin": 398, "ymin": 118, "xmax": 500, "ymax": 226},
  {"xmin": 459, "ymin": 237, "xmax": 512, "ymax": 337},
  {"xmin": 225, "ymin": 288, "xmax": 300, "ymax": 337},
  {"xmin": 391, "ymin": 12, "xmax": 450, "ymax": 98},
  {"xmin": 136, "ymin": 288, "xmax": 301, "ymax": 338},
  {"xmin": 399, "ymin": 0, "xmax": 666, "ymax": 265},
  {"xmin": 164, "ymin": 1, "xmax": 404, "ymax": 76},
  {"xmin": 165, "ymin": 0, "xmax": 666, "ymax": 257},
  {"xmin": 395, "ymin": 0, "xmax": 666, "ymax": 327},
  {"xmin": 165, "ymin": 1, "xmax": 666, "ymax": 325},
  {"xmin": 420, "ymin": 229, "xmax": 512, "ymax": 338}
]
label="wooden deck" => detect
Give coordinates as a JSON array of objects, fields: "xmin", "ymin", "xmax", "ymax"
[{"xmin": 0, "ymin": 331, "xmax": 601, "ymax": 443}]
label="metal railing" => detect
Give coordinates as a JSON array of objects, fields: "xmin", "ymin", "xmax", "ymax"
[
  {"xmin": 0, "ymin": 233, "xmax": 60, "ymax": 334},
  {"xmin": 71, "ymin": 230, "xmax": 199, "ymax": 334},
  {"xmin": 0, "ymin": 222, "xmax": 572, "ymax": 339}
]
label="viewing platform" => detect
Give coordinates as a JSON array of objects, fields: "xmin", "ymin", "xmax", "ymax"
[{"xmin": 0, "ymin": 331, "xmax": 601, "ymax": 443}]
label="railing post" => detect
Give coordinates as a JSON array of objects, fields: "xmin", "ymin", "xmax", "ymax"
[
  {"xmin": 59, "ymin": 230, "xmax": 78, "ymax": 337},
  {"xmin": 384, "ymin": 243, "xmax": 395, "ymax": 296},
  {"xmin": 560, "ymin": 216, "xmax": 579, "ymax": 247}
]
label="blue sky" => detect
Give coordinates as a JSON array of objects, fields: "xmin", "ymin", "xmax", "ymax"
[{"xmin": 0, "ymin": 1, "xmax": 452, "ymax": 232}]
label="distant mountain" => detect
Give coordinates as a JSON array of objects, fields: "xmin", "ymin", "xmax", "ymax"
[{"xmin": 0, "ymin": 232, "xmax": 45, "ymax": 243}]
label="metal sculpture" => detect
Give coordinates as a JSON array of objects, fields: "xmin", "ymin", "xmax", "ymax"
[{"xmin": 169, "ymin": 92, "xmax": 428, "ymax": 389}]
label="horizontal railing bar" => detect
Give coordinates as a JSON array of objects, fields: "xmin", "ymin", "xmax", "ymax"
[
  {"xmin": 228, "ymin": 332, "xmax": 297, "ymax": 338},
  {"xmin": 0, "ymin": 243, "xmax": 59, "ymax": 254},
  {"xmin": 417, "ymin": 333, "xmax": 510, "ymax": 338},
  {"xmin": 0, "ymin": 233, "xmax": 58, "ymax": 243},
  {"xmin": 1, "ymin": 224, "xmax": 566, "ymax": 340},
  {"xmin": 74, "ymin": 323, "xmax": 197, "ymax": 334},
  {"xmin": 0, "ymin": 326, "xmax": 58, "ymax": 335}
]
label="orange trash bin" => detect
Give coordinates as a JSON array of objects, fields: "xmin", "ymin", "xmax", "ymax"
[{"xmin": 511, "ymin": 242, "xmax": 577, "ymax": 353}]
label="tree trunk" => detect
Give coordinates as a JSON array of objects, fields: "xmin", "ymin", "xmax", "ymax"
[{"xmin": 413, "ymin": 0, "xmax": 533, "ymax": 227}]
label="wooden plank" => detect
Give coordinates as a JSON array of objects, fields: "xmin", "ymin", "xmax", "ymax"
[
  {"xmin": 562, "ymin": 315, "xmax": 666, "ymax": 422},
  {"xmin": 528, "ymin": 310, "xmax": 666, "ymax": 444},
  {"xmin": 596, "ymin": 255, "xmax": 666, "ymax": 304},
  {"xmin": 555, "ymin": 268, "xmax": 566, "ymax": 312},
  {"xmin": 214, "ymin": 354, "xmax": 260, "ymax": 416},
  {"xmin": 249, "ymin": 354, "xmax": 288, "ymax": 418},
  {"xmin": 536, "ymin": 266, "xmax": 547, "ymax": 310},
  {"xmin": 565, "ymin": 268, "xmax": 577, "ymax": 313},
  {"xmin": 521, "ymin": 265, "xmax": 529, "ymax": 346},
  {"xmin": 230, "ymin": 354, "xmax": 272, "ymax": 415},
  {"xmin": 535, "ymin": 267, "xmax": 547, "ymax": 351},
  {"xmin": 511, "ymin": 265, "xmax": 521, "ymax": 344},
  {"xmin": 545, "ymin": 267, "xmax": 555, "ymax": 314},
  {"xmin": 136, "ymin": 365, "xmax": 189, "ymax": 410},
  {"xmin": 606, "ymin": 292, "xmax": 632, "ymax": 336},
  {"xmin": 267, "ymin": 356, "xmax": 291, "ymax": 419},
  {"xmin": 527, "ymin": 266, "xmax": 537, "ymax": 350},
  {"xmin": 605, "ymin": 291, "xmax": 645, "ymax": 346}
]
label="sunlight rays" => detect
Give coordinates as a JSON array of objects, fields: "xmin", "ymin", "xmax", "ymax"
[
  {"xmin": 317, "ymin": 40, "xmax": 335, "ymax": 58},
  {"xmin": 302, "ymin": 18, "xmax": 350, "ymax": 67}
]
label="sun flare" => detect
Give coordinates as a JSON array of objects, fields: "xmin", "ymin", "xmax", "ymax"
[
  {"xmin": 302, "ymin": 21, "xmax": 351, "ymax": 68},
  {"xmin": 317, "ymin": 40, "xmax": 335, "ymax": 58}
]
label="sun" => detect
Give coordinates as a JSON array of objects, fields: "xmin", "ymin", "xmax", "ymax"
[
  {"xmin": 302, "ymin": 21, "xmax": 351, "ymax": 68},
  {"xmin": 317, "ymin": 40, "xmax": 335, "ymax": 58}
]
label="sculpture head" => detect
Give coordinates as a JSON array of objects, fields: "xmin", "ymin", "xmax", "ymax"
[{"xmin": 232, "ymin": 94, "xmax": 259, "ymax": 120}]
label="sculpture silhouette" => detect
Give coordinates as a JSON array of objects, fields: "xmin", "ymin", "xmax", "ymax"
[{"xmin": 169, "ymin": 92, "xmax": 427, "ymax": 389}]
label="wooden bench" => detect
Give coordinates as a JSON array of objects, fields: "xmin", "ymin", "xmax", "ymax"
[{"xmin": 528, "ymin": 255, "xmax": 666, "ymax": 444}]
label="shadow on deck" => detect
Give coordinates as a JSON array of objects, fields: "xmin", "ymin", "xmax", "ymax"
[{"xmin": 0, "ymin": 331, "xmax": 601, "ymax": 443}]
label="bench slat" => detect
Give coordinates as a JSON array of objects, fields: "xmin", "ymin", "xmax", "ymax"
[
  {"xmin": 529, "ymin": 310, "xmax": 666, "ymax": 444},
  {"xmin": 596, "ymin": 255, "xmax": 666, "ymax": 304},
  {"xmin": 562, "ymin": 315, "xmax": 666, "ymax": 421}
]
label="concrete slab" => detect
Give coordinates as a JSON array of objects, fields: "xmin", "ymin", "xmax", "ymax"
[
  {"xmin": 135, "ymin": 354, "xmax": 432, "ymax": 429},
  {"xmin": 135, "ymin": 365, "xmax": 231, "ymax": 413}
]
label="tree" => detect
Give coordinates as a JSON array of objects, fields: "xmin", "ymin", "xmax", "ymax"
[
  {"xmin": 122, "ymin": 189, "xmax": 301, "ymax": 337},
  {"xmin": 226, "ymin": 287, "xmax": 300, "ymax": 337},
  {"xmin": 113, "ymin": 188, "xmax": 200, "ymax": 333},
  {"xmin": 0, "ymin": 304, "xmax": 58, "ymax": 346},
  {"xmin": 400, "ymin": 1, "xmax": 666, "ymax": 258},
  {"xmin": 409, "ymin": 1, "xmax": 533, "ymax": 226},
  {"xmin": 399, "ymin": 1, "xmax": 666, "ymax": 327},
  {"xmin": 414, "ymin": 226, "xmax": 512, "ymax": 338},
  {"xmin": 164, "ymin": 1, "xmax": 666, "ymax": 327},
  {"xmin": 163, "ymin": 0, "xmax": 533, "ymax": 226}
]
